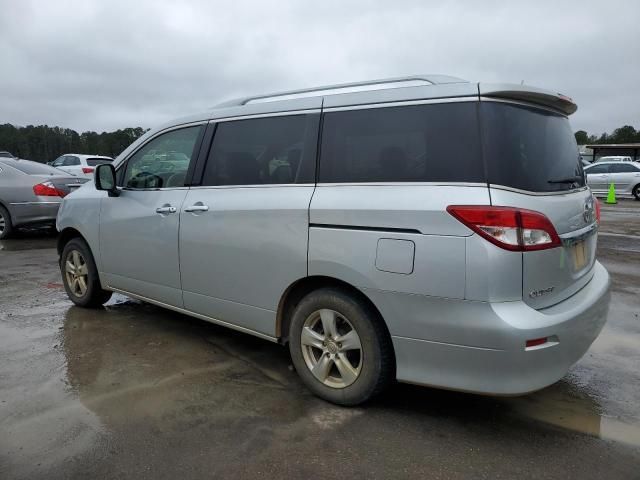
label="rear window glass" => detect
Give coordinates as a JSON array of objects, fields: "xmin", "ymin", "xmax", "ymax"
[
  {"xmin": 319, "ymin": 102, "xmax": 484, "ymax": 183},
  {"xmin": 481, "ymin": 102, "xmax": 585, "ymax": 192},
  {"xmin": 87, "ymin": 158, "xmax": 113, "ymax": 166},
  {"xmin": 0, "ymin": 159, "xmax": 66, "ymax": 175}
]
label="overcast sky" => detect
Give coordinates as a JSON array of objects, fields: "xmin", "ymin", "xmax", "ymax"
[{"xmin": 0, "ymin": 0, "xmax": 638, "ymax": 134}]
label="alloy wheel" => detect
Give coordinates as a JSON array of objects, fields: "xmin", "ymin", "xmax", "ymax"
[
  {"xmin": 0, "ymin": 212, "xmax": 5, "ymax": 234},
  {"xmin": 300, "ymin": 308, "xmax": 363, "ymax": 388},
  {"xmin": 65, "ymin": 250, "xmax": 89, "ymax": 297}
]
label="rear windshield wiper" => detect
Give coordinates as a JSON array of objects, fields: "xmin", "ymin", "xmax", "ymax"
[{"xmin": 547, "ymin": 176, "xmax": 582, "ymax": 185}]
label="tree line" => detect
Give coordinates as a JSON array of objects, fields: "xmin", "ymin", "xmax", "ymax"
[
  {"xmin": 0, "ymin": 124, "xmax": 147, "ymax": 163},
  {"xmin": 574, "ymin": 125, "xmax": 640, "ymax": 145},
  {"xmin": 1, "ymin": 122, "xmax": 638, "ymax": 164}
]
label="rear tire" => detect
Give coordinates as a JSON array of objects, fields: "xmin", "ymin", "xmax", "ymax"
[
  {"xmin": 633, "ymin": 184, "xmax": 640, "ymax": 201},
  {"xmin": 61, "ymin": 238, "xmax": 112, "ymax": 308},
  {"xmin": 0, "ymin": 205, "xmax": 13, "ymax": 240},
  {"xmin": 288, "ymin": 288, "xmax": 394, "ymax": 406}
]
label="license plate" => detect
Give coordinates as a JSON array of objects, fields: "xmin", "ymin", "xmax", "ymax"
[{"xmin": 571, "ymin": 240, "xmax": 588, "ymax": 270}]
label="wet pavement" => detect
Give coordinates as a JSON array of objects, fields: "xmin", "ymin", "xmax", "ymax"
[{"xmin": 1, "ymin": 202, "xmax": 639, "ymax": 479}]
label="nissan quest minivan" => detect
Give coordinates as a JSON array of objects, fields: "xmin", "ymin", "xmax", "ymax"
[{"xmin": 56, "ymin": 75, "xmax": 610, "ymax": 405}]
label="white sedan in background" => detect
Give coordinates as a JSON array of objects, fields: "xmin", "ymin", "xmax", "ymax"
[
  {"xmin": 584, "ymin": 161, "xmax": 640, "ymax": 200},
  {"xmin": 51, "ymin": 154, "xmax": 113, "ymax": 178}
]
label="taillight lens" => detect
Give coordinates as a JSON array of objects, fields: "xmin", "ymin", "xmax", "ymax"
[
  {"xmin": 82, "ymin": 167, "xmax": 94, "ymax": 174},
  {"xmin": 447, "ymin": 205, "xmax": 561, "ymax": 252},
  {"xmin": 594, "ymin": 196, "xmax": 601, "ymax": 224},
  {"xmin": 33, "ymin": 181, "xmax": 66, "ymax": 197}
]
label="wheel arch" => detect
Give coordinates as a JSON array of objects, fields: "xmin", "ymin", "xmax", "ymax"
[
  {"xmin": 57, "ymin": 227, "xmax": 87, "ymax": 256},
  {"xmin": 0, "ymin": 198, "xmax": 12, "ymax": 220},
  {"xmin": 276, "ymin": 275, "xmax": 393, "ymax": 349}
]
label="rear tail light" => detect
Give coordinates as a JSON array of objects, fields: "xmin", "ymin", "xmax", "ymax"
[
  {"xmin": 594, "ymin": 195, "xmax": 601, "ymax": 224},
  {"xmin": 447, "ymin": 205, "xmax": 561, "ymax": 252},
  {"xmin": 33, "ymin": 181, "xmax": 66, "ymax": 197},
  {"xmin": 82, "ymin": 167, "xmax": 94, "ymax": 174}
]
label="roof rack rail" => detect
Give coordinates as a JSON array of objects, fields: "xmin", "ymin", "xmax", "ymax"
[{"xmin": 215, "ymin": 74, "xmax": 468, "ymax": 108}]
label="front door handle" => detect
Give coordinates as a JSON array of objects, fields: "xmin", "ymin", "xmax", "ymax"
[
  {"xmin": 156, "ymin": 205, "xmax": 177, "ymax": 214},
  {"xmin": 184, "ymin": 203, "xmax": 209, "ymax": 213}
]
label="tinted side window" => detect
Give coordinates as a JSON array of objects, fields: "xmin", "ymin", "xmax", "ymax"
[
  {"xmin": 319, "ymin": 102, "xmax": 484, "ymax": 183},
  {"xmin": 201, "ymin": 114, "xmax": 319, "ymax": 186},
  {"xmin": 123, "ymin": 126, "xmax": 203, "ymax": 189},
  {"xmin": 610, "ymin": 163, "xmax": 638, "ymax": 173},
  {"xmin": 64, "ymin": 156, "xmax": 81, "ymax": 166},
  {"xmin": 585, "ymin": 164, "xmax": 609, "ymax": 174}
]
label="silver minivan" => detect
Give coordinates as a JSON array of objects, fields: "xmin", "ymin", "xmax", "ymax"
[{"xmin": 56, "ymin": 75, "xmax": 610, "ymax": 405}]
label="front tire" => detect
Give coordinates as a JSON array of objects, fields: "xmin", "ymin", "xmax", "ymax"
[
  {"xmin": 61, "ymin": 238, "xmax": 112, "ymax": 307},
  {"xmin": 289, "ymin": 288, "xmax": 394, "ymax": 406},
  {"xmin": 633, "ymin": 184, "xmax": 640, "ymax": 201},
  {"xmin": 0, "ymin": 205, "xmax": 13, "ymax": 240}
]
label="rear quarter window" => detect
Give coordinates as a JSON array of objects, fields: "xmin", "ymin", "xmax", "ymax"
[{"xmin": 319, "ymin": 102, "xmax": 484, "ymax": 183}]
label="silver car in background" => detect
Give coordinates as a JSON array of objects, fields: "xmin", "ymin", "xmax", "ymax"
[
  {"xmin": 56, "ymin": 75, "xmax": 610, "ymax": 405},
  {"xmin": 584, "ymin": 161, "xmax": 640, "ymax": 199},
  {"xmin": 0, "ymin": 158, "xmax": 88, "ymax": 239}
]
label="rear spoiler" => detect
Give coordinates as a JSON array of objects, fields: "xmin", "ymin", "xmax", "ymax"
[{"xmin": 478, "ymin": 83, "xmax": 577, "ymax": 115}]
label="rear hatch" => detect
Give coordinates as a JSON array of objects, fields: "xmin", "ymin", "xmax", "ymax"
[{"xmin": 480, "ymin": 98, "xmax": 597, "ymax": 309}]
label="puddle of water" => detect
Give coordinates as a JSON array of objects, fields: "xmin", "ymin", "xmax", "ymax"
[
  {"xmin": 0, "ymin": 320, "xmax": 107, "ymax": 478},
  {"xmin": 505, "ymin": 386, "xmax": 640, "ymax": 447}
]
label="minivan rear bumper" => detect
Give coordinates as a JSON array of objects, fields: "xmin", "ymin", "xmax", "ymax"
[{"xmin": 380, "ymin": 261, "xmax": 610, "ymax": 395}]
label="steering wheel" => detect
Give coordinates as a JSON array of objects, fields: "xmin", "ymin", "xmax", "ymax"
[{"xmin": 132, "ymin": 171, "xmax": 163, "ymax": 188}]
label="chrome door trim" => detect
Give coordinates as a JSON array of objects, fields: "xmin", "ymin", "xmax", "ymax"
[
  {"xmin": 188, "ymin": 183, "xmax": 315, "ymax": 190},
  {"xmin": 316, "ymin": 181, "xmax": 487, "ymax": 188},
  {"xmin": 122, "ymin": 186, "xmax": 190, "ymax": 192},
  {"xmin": 559, "ymin": 222, "xmax": 598, "ymax": 246},
  {"xmin": 210, "ymin": 109, "xmax": 321, "ymax": 123},
  {"xmin": 489, "ymin": 184, "xmax": 590, "ymax": 196},
  {"xmin": 107, "ymin": 287, "xmax": 279, "ymax": 343}
]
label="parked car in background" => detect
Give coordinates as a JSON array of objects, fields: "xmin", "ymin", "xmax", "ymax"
[
  {"xmin": 0, "ymin": 151, "xmax": 16, "ymax": 158},
  {"xmin": 50, "ymin": 154, "xmax": 114, "ymax": 178},
  {"xmin": 584, "ymin": 161, "xmax": 640, "ymax": 199},
  {"xmin": 57, "ymin": 75, "xmax": 610, "ymax": 406},
  {"xmin": 0, "ymin": 158, "xmax": 88, "ymax": 239},
  {"xmin": 596, "ymin": 155, "xmax": 634, "ymax": 163}
]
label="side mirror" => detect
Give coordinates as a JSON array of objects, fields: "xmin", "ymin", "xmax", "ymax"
[{"xmin": 95, "ymin": 164, "xmax": 120, "ymax": 197}]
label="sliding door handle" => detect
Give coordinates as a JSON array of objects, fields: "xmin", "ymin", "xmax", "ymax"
[
  {"xmin": 184, "ymin": 203, "xmax": 209, "ymax": 213},
  {"xmin": 155, "ymin": 205, "xmax": 177, "ymax": 214}
]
